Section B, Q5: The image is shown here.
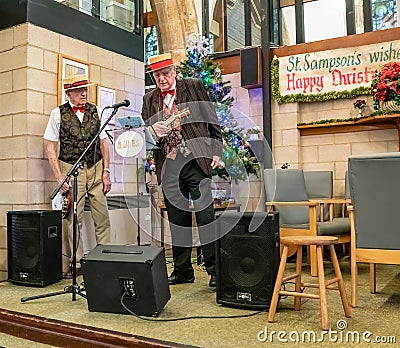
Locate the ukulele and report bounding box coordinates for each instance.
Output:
[61,191,72,219]
[163,107,190,130]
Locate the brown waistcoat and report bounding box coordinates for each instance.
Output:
[59,102,102,168]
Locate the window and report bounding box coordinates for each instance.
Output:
[304,0,346,42]
[227,0,246,50]
[271,0,281,46]
[372,0,398,30]
[251,0,262,46]
[281,5,296,45]
[57,0,141,33]
[145,26,158,64]
[281,0,346,45]
[210,0,262,52]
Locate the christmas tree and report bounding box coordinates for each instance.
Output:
[177,33,259,182]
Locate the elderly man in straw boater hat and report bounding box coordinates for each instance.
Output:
[142,53,222,288]
[44,74,111,279]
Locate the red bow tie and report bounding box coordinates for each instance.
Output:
[161,89,175,98]
[72,105,86,113]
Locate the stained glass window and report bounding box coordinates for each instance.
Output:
[145,26,158,64]
[372,0,398,30]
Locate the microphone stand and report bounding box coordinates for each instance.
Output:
[21,106,121,303]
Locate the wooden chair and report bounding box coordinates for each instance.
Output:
[348,153,400,307]
[268,236,351,330]
[264,169,350,277]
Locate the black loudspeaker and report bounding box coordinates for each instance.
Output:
[81,245,171,317]
[7,210,62,287]
[216,211,280,309]
[240,46,262,89]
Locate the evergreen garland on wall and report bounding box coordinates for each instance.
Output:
[271,58,371,104]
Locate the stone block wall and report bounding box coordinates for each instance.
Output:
[272,97,398,197]
[0,23,144,281]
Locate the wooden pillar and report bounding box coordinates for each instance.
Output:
[149,0,199,63]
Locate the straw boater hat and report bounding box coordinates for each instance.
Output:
[148,53,175,72]
[63,74,94,91]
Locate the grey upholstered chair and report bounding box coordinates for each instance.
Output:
[304,170,333,221]
[264,169,350,276]
[348,152,400,307]
[304,170,333,199]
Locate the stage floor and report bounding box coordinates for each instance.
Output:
[1,260,400,347]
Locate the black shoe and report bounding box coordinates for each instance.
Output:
[168,274,195,285]
[209,275,217,288]
[62,272,73,280]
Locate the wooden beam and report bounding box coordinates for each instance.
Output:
[0,309,188,348]
[273,27,400,57]
[143,11,155,28]
[213,54,240,75]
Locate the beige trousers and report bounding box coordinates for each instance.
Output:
[60,160,110,272]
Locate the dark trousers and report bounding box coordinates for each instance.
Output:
[162,152,216,277]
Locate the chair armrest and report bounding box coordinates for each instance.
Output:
[309,198,351,221]
[266,201,318,207]
[309,198,351,205]
[266,201,318,225]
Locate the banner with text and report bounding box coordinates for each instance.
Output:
[278,40,400,96]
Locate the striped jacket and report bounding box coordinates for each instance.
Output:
[142,78,222,184]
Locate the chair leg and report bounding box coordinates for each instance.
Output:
[350,249,358,308]
[294,245,302,311]
[310,244,318,277]
[370,263,376,294]
[316,245,329,330]
[268,245,289,323]
[329,245,351,318]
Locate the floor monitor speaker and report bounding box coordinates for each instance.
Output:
[7,210,62,287]
[216,211,280,309]
[82,245,170,317]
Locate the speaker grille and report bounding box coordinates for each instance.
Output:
[7,210,62,287]
[216,212,280,309]
[222,235,270,288]
[10,215,40,271]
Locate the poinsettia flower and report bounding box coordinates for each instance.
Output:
[371,61,400,109]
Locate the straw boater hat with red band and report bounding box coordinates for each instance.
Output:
[149,53,175,72]
[63,74,94,91]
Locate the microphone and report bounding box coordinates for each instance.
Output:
[105,99,130,109]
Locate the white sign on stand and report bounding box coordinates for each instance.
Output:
[115,129,144,158]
